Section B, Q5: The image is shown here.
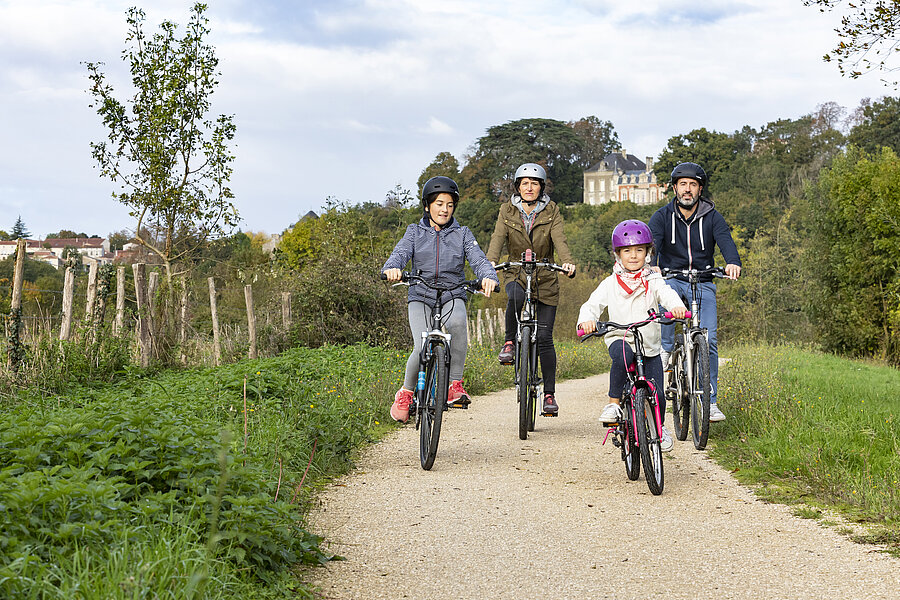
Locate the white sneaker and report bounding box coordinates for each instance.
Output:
[709,403,726,422]
[599,402,623,424]
[660,426,674,452]
[660,350,671,372]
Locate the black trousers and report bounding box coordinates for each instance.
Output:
[504,281,558,394]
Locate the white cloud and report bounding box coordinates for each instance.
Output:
[419,117,453,135]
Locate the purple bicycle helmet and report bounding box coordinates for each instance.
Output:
[611,219,653,250]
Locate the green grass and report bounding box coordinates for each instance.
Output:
[1,339,610,598]
[713,343,900,554]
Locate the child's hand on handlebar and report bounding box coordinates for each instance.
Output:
[578,320,596,335]
[670,306,687,319]
[481,278,497,297]
[383,268,403,282]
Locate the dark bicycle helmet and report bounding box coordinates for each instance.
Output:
[670,162,708,188]
[421,176,460,209]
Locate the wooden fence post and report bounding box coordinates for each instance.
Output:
[179,275,188,365]
[7,239,26,371]
[476,309,483,345]
[85,261,98,324]
[59,266,75,341]
[486,306,495,342]
[282,291,292,330]
[132,263,151,368]
[244,284,257,360]
[208,277,221,366]
[114,266,125,335]
[147,271,159,357]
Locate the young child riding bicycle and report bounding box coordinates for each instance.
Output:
[576,220,686,451]
[382,176,499,423]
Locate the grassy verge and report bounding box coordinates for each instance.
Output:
[1,339,610,598]
[713,343,900,554]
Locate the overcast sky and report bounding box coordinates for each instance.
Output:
[0,0,892,239]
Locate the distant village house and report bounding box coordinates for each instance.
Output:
[0,237,115,269]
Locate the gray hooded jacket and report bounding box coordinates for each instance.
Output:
[382,217,499,307]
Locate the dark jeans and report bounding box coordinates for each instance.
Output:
[504,281,558,394]
[607,340,665,415]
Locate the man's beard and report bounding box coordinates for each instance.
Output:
[676,193,698,208]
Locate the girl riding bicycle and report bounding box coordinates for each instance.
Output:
[382,176,499,423]
[576,219,686,451]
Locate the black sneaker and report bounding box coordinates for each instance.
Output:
[498,341,515,365]
[542,393,559,416]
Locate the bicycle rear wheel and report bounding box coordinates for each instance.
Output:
[635,387,664,495]
[419,343,447,470]
[690,332,711,451]
[517,326,533,440]
[670,337,689,441]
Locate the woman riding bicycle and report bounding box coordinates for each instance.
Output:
[486,163,576,416]
[576,219,686,451]
[382,176,499,423]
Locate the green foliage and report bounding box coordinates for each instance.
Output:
[803,146,900,363]
[1,344,413,597]
[463,117,592,205]
[715,344,900,552]
[848,96,900,153]
[417,152,461,195]
[277,202,409,349]
[568,116,620,168]
[11,216,30,240]
[560,202,660,271]
[85,2,238,275]
[654,127,747,192]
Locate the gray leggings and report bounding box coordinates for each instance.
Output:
[403,299,468,390]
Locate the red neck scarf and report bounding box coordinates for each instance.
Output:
[614,262,649,296]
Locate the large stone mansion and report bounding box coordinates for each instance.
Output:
[583,150,666,206]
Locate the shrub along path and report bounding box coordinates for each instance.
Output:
[308,373,897,599]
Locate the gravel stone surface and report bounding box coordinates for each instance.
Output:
[308,373,898,599]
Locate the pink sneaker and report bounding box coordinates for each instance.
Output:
[390,388,414,423]
[448,380,471,408]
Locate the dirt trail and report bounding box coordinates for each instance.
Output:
[308,374,897,599]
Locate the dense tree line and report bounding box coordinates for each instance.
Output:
[276,98,900,364]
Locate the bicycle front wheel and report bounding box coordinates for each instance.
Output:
[623,394,640,481]
[690,332,711,451]
[517,326,533,440]
[670,337,689,441]
[636,387,664,495]
[419,343,447,470]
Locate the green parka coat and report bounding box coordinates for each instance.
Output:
[486,197,574,306]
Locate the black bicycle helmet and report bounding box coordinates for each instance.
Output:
[421,176,460,209]
[670,162,708,188]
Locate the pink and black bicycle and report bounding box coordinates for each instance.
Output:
[579,312,683,495]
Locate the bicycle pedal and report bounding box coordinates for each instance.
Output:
[541,412,558,417]
[447,402,469,409]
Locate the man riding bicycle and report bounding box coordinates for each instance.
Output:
[648,162,741,422]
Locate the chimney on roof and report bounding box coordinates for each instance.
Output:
[620,148,627,158]
[646,156,654,170]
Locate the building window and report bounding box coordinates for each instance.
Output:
[600,179,606,192]
[588,179,595,192]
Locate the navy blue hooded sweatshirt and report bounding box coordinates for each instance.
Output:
[648,197,741,282]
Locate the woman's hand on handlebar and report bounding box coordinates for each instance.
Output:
[577,320,597,335]
[562,263,576,278]
[482,278,498,297]
[383,268,403,282]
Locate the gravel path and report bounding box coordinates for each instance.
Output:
[308,374,897,599]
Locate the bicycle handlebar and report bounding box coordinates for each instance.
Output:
[494,259,576,279]
[660,266,730,280]
[576,310,692,339]
[380,271,484,295]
